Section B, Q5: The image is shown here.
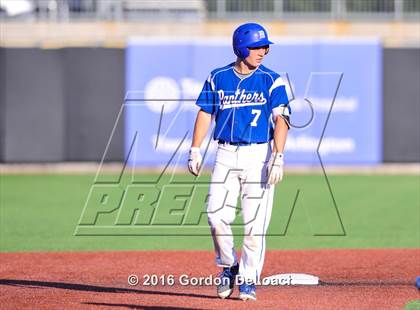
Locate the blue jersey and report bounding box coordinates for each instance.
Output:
[196,63,291,143]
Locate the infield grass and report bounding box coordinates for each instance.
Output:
[0,173,419,252]
[403,300,420,310]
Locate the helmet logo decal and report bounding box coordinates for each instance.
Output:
[232,23,272,58]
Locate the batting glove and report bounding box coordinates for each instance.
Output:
[188,147,202,176]
[267,152,284,185]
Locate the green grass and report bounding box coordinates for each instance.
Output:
[404,300,420,310]
[0,173,419,252]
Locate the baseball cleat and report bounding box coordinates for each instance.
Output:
[239,283,257,301]
[216,263,239,299]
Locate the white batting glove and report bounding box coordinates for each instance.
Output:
[188,147,202,176]
[267,152,284,185]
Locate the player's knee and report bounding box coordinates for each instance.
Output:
[243,235,260,251]
[207,214,223,227]
[207,211,219,227]
[207,212,235,227]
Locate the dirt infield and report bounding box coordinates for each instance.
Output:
[1,249,419,309]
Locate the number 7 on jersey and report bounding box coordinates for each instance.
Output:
[251,109,261,127]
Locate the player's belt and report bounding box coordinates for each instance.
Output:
[218,140,267,146]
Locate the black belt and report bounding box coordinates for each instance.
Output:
[218,140,267,146]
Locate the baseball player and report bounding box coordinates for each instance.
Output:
[188,23,290,301]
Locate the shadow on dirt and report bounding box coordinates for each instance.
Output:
[319,280,413,286]
[82,302,206,310]
[0,278,224,300]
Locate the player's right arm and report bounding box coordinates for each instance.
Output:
[192,109,212,148]
[188,110,211,176]
[188,74,217,176]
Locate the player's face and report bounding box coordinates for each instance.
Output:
[245,45,269,68]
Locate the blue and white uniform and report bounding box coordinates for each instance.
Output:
[197,63,290,144]
[196,63,291,284]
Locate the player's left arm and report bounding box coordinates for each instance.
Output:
[267,115,289,185]
[267,74,291,184]
[272,115,289,153]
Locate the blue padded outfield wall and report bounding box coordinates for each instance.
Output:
[125,38,382,166]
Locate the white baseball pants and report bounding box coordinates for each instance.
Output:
[207,142,275,283]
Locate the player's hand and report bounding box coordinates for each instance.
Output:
[188,147,202,176]
[267,152,284,185]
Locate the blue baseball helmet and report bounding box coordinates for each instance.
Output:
[232,23,274,59]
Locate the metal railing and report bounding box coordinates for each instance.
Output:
[0,0,206,21]
[0,0,419,21]
[207,0,420,20]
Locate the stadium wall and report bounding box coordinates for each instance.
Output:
[1,48,65,162]
[0,48,5,162]
[0,46,418,163]
[62,48,125,162]
[0,47,125,162]
[383,48,420,162]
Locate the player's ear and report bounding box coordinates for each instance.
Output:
[265,47,269,55]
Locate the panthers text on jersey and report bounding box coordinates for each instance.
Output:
[196,63,291,144]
